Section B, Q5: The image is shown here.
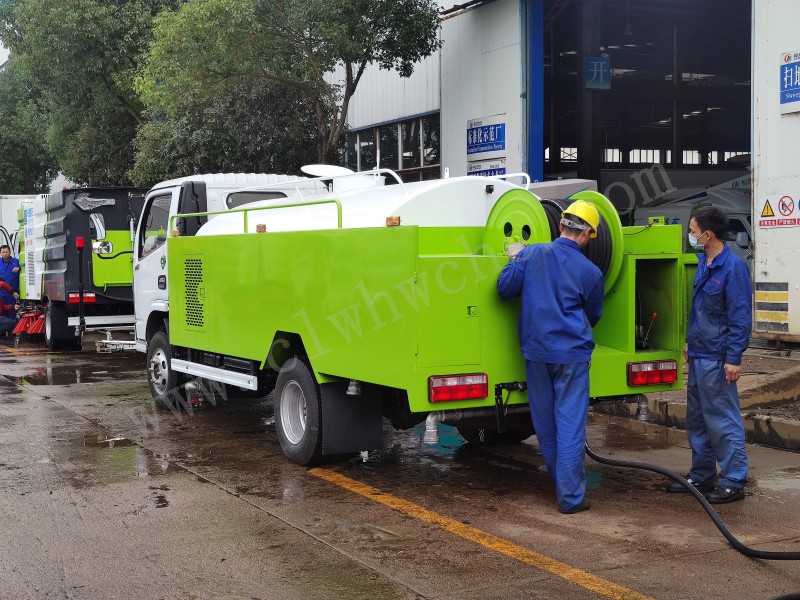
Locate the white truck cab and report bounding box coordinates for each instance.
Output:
[133,173,326,352]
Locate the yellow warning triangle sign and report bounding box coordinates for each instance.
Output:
[761,200,775,218]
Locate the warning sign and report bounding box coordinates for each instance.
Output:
[759,196,799,228]
[778,196,795,216]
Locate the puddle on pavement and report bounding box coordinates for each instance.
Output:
[8,365,141,386]
[588,413,684,450]
[49,429,177,490]
[755,466,800,493]
[134,485,172,515]
[0,376,37,403]
[83,433,136,448]
[0,377,26,402]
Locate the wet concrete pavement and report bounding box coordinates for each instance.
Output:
[1,336,799,600]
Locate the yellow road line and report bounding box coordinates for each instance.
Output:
[310,467,653,600]
[0,345,23,355]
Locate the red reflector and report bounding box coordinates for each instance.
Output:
[67,292,96,304]
[429,373,488,402]
[627,360,678,386]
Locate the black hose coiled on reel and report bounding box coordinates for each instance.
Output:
[539,198,613,275]
[584,441,800,560]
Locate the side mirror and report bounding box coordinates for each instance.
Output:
[735,232,749,248]
[90,213,107,241]
[92,241,114,255]
[176,181,208,236]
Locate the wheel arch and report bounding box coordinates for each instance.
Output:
[145,311,169,343]
[266,331,309,374]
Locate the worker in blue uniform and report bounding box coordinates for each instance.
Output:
[0,245,21,335]
[0,279,19,335]
[666,206,751,503]
[0,244,21,294]
[497,200,604,514]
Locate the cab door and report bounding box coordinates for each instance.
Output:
[133,188,177,345]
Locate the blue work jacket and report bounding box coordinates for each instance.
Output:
[497,237,604,363]
[687,245,751,365]
[0,256,21,293]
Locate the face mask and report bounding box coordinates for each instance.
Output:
[688,231,706,250]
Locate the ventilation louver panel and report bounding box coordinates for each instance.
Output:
[184,258,204,328]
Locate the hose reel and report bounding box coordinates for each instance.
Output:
[484,189,623,294]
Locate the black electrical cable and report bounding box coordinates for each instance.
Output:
[584,441,800,560]
[623,224,652,235]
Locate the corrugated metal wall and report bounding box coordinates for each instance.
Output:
[326,0,525,177]
[327,50,441,131]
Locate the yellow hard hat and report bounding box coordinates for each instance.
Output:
[562,200,600,238]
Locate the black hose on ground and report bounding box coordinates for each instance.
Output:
[584,441,800,560]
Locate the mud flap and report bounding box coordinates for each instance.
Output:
[320,383,383,455]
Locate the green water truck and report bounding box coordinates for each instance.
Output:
[135,171,687,465]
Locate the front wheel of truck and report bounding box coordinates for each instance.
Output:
[147,331,183,411]
[274,357,323,466]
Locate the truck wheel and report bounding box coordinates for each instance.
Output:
[147,331,183,411]
[45,301,81,350]
[274,357,323,466]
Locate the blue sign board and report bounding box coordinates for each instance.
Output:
[585,53,611,90]
[467,122,505,156]
[780,52,800,113]
[468,167,506,177]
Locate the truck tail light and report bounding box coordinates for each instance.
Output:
[68,292,96,304]
[429,373,488,402]
[627,360,678,386]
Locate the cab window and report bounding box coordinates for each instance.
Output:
[724,218,748,242]
[226,191,287,209]
[140,194,171,257]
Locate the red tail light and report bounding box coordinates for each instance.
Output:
[68,292,96,304]
[429,373,488,402]
[627,360,678,386]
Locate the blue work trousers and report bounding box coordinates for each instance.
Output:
[525,360,590,512]
[0,315,15,335]
[686,357,748,489]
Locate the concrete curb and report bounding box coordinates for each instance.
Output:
[593,397,800,452]
[739,363,800,408]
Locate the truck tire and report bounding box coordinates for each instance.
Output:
[45,301,81,350]
[147,331,184,411]
[274,357,323,466]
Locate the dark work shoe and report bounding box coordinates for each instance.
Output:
[665,475,715,494]
[705,485,745,504]
[559,500,591,514]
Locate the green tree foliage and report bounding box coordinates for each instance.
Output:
[0,0,181,185]
[130,84,319,186]
[0,57,58,193]
[137,0,442,163]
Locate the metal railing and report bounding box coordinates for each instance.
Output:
[170,198,344,235]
